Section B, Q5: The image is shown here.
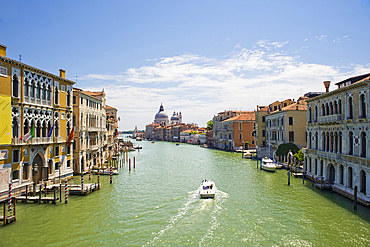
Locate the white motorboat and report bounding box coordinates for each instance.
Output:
[200,180,216,199]
[261,157,277,172]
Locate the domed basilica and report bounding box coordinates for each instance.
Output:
[154,103,182,126]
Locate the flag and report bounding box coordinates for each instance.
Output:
[47,123,55,137]
[22,123,34,142]
[67,126,75,146]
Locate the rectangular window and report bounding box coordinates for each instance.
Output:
[289,131,294,142]
[262,140,266,146]
[0,66,7,77]
[55,162,59,171]
[13,149,19,163]
[61,112,65,120]
[0,150,8,160]
[262,116,265,122]
[12,170,19,180]
[239,122,242,130]
[289,117,293,125]
[262,130,265,137]
[23,163,29,180]
[73,96,76,104]
[61,85,65,92]
[55,146,59,156]
[80,97,83,104]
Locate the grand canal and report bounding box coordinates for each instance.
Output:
[1,138,370,246]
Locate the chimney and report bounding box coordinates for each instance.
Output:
[59,69,66,78]
[0,44,7,57]
[323,81,331,92]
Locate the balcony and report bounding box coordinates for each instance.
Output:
[30,137,53,144]
[12,138,23,145]
[54,136,63,143]
[87,126,101,132]
[317,114,343,124]
[91,145,99,150]
[316,150,342,161]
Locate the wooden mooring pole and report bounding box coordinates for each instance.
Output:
[287,171,290,186]
[354,186,358,210]
[134,156,136,169]
[129,158,131,171]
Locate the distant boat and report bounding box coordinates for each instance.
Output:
[176,143,180,146]
[151,141,155,143]
[136,137,142,141]
[134,146,142,149]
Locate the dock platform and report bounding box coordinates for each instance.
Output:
[69,183,100,196]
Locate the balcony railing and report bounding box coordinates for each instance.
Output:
[12,138,23,145]
[316,150,342,161]
[317,114,343,123]
[54,136,63,143]
[30,137,53,144]
[88,126,101,132]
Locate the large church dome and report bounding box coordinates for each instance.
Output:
[154,103,169,125]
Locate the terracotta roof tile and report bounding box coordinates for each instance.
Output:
[223,112,255,122]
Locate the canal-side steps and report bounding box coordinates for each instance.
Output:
[69,183,100,196]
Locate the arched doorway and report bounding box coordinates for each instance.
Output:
[32,153,44,184]
[328,164,335,184]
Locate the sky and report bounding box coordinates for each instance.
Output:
[1,0,370,130]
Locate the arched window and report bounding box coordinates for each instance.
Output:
[12,74,19,98]
[12,117,19,138]
[239,133,242,140]
[339,165,343,185]
[315,159,318,175]
[320,160,324,177]
[348,97,353,119]
[325,103,329,116]
[334,132,338,153]
[322,132,326,151]
[339,132,343,153]
[348,167,353,189]
[36,120,41,138]
[42,83,46,100]
[67,90,71,107]
[36,82,41,99]
[42,121,47,137]
[315,132,318,149]
[329,102,333,115]
[321,104,325,116]
[326,132,330,152]
[23,119,29,136]
[54,121,59,137]
[308,132,312,148]
[24,79,29,97]
[360,94,366,118]
[361,132,366,158]
[349,132,353,155]
[338,99,342,114]
[314,105,318,122]
[47,85,51,101]
[30,81,35,98]
[308,107,312,123]
[334,101,338,114]
[54,87,59,105]
[309,157,312,172]
[330,132,334,152]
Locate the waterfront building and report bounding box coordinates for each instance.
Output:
[304,74,370,205]
[212,110,253,150]
[0,44,74,200]
[206,130,213,147]
[220,112,256,151]
[105,105,119,159]
[145,123,159,140]
[72,88,107,174]
[255,98,305,158]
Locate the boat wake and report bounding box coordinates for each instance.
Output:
[145,188,229,246]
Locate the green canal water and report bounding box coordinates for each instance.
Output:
[1,139,370,246]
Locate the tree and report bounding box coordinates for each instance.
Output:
[206,120,213,131]
[293,149,304,165]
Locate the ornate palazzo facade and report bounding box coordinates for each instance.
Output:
[0,44,74,200]
[304,74,370,204]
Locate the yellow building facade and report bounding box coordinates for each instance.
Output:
[0,44,75,200]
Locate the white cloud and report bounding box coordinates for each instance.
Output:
[333,35,350,43]
[315,35,327,41]
[81,40,370,130]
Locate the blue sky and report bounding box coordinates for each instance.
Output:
[1,0,370,130]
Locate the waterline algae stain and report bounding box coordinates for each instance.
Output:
[1,138,370,246]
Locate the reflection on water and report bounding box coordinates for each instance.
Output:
[0,137,369,246]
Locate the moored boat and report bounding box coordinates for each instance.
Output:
[92,169,119,175]
[261,157,277,172]
[200,180,216,199]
